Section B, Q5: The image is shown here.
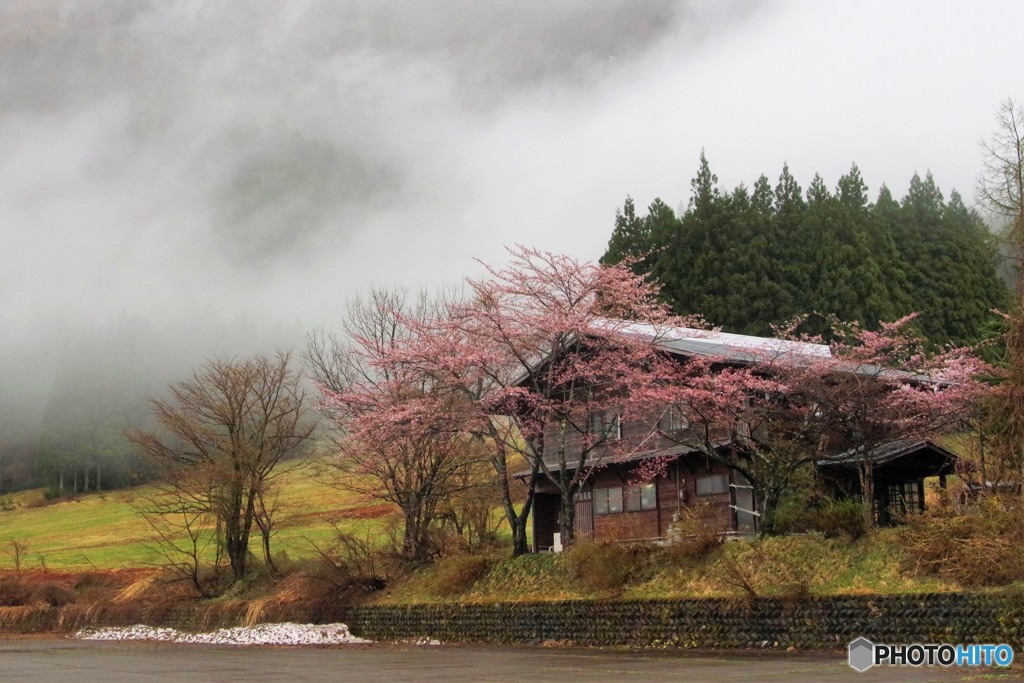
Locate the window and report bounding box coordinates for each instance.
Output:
[595,484,655,514]
[589,410,622,441]
[658,405,689,433]
[593,486,623,514]
[625,483,657,511]
[887,481,921,517]
[695,474,729,496]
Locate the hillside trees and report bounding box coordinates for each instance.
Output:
[603,157,1008,345]
[36,327,159,495]
[129,352,315,584]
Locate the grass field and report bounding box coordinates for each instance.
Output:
[0,459,398,571]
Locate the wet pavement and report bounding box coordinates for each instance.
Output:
[0,638,1000,682]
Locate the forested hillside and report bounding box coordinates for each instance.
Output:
[602,155,1009,344]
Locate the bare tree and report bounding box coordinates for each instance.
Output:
[979,98,1024,262]
[978,99,1024,496]
[7,539,28,578]
[129,352,316,583]
[134,478,220,595]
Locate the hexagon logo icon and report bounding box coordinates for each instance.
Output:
[848,637,875,672]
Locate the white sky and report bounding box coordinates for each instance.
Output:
[1,0,1021,420]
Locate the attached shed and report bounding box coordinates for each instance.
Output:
[817,439,961,526]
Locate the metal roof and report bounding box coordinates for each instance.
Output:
[592,318,832,364]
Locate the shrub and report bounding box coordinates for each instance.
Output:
[429,555,491,596]
[900,495,1024,587]
[305,529,390,597]
[565,541,633,592]
[710,537,833,600]
[43,488,64,502]
[770,474,867,540]
[817,499,869,540]
[31,582,76,607]
[74,571,125,593]
[770,485,823,532]
[0,579,31,606]
[664,504,724,560]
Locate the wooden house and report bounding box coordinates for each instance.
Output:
[525,326,962,551]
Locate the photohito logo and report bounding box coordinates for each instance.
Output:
[848,637,1014,671]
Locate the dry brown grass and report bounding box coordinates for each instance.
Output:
[0,605,52,632]
[111,574,160,603]
[664,503,724,560]
[428,555,490,596]
[565,542,638,593]
[901,495,1024,587]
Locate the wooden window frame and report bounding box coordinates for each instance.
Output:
[625,482,657,512]
[695,474,729,496]
[594,486,623,515]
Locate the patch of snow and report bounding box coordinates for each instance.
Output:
[395,636,442,646]
[75,622,372,646]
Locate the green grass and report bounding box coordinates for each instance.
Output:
[0,460,398,571]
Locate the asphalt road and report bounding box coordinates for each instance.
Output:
[0,639,1003,682]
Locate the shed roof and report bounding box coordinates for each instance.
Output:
[817,439,961,478]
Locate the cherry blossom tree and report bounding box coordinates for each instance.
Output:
[308,289,483,561]
[396,247,693,552]
[796,316,991,522]
[651,315,991,532]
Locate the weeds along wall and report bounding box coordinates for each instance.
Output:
[0,598,335,635]
[342,594,1024,649]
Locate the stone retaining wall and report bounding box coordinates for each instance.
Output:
[4,592,1022,651]
[343,594,1024,650]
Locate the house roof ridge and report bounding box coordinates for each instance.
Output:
[590,318,833,361]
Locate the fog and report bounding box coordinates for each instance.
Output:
[1,0,1022,440]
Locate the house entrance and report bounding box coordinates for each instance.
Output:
[574,489,594,541]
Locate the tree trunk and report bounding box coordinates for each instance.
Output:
[758,486,781,537]
[510,516,529,557]
[261,529,275,575]
[858,461,875,527]
[403,509,422,561]
[558,486,577,547]
[492,439,536,557]
[504,489,535,558]
[225,486,249,581]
